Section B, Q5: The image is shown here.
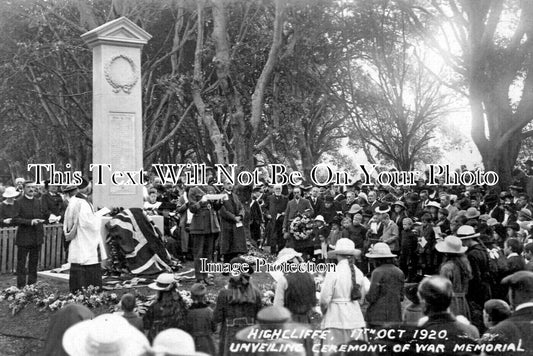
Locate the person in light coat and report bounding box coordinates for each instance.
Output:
[63,185,107,292]
[320,238,370,352]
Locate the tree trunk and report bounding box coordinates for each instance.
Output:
[192,0,228,165]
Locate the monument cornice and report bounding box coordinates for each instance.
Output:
[81,16,152,49]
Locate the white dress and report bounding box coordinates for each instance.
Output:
[319,258,369,330]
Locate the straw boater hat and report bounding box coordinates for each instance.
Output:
[275,248,302,265]
[435,235,467,254]
[426,201,441,209]
[374,204,390,214]
[327,238,361,258]
[148,273,176,291]
[152,328,209,356]
[465,207,480,219]
[2,187,19,199]
[63,314,149,356]
[456,225,480,240]
[365,242,397,258]
[348,204,363,214]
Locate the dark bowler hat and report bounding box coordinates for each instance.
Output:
[502,271,533,295]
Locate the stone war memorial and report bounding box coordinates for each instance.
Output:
[81,17,151,210]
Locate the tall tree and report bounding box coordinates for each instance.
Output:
[407,0,533,186]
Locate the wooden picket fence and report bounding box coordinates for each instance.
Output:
[0,224,65,273]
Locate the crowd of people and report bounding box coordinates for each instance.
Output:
[2,167,533,355]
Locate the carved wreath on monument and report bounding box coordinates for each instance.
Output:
[104,55,138,94]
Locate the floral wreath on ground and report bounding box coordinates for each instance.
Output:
[0,283,120,315]
[289,214,313,240]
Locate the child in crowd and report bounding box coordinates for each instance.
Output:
[143,273,187,342]
[483,299,511,330]
[119,293,143,331]
[184,283,216,355]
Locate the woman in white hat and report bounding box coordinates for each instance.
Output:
[0,187,19,227]
[365,243,404,328]
[319,238,369,352]
[143,273,187,342]
[152,328,209,356]
[272,248,316,324]
[62,313,150,356]
[435,235,472,320]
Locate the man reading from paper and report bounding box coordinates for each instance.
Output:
[63,184,107,292]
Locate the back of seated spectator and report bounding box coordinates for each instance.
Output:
[483,299,511,330]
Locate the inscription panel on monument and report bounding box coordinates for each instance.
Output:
[108,112,136,194]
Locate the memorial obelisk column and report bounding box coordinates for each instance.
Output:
[81,17,151,209]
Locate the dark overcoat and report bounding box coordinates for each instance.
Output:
[13,196,45,246]
[188,185,221,235]
[365,263,405,326]
[219,192,247,255]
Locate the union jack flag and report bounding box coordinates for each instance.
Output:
[106,208,172,275]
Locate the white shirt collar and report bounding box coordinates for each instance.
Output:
[507,252,519,259]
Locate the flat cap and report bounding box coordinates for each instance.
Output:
[502,271,533,295]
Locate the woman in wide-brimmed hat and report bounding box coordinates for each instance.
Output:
[183,283,217,355]
[365,243,405,328]
[320,239,369,351]
[214,257,262,356]
[272,248,316,324]
[144,273,187,342]
[152,328,209,356]
[391,201,408,233]
[435,235,472,320]
[0,187,19,227]
[63,314,150,356]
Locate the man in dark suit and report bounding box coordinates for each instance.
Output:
[339,191,357,215]
[263,185,288,254]
[308,187,323,218]
[503,238,525,277]
[283,187,313,248]
[416,276,479,353]
[481,271,533,355]
[13,181,46,287]
[250,187,264,245]
[219,181,247,262]
[188,183,223,285]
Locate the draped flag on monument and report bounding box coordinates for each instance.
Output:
[106,208,173,275]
